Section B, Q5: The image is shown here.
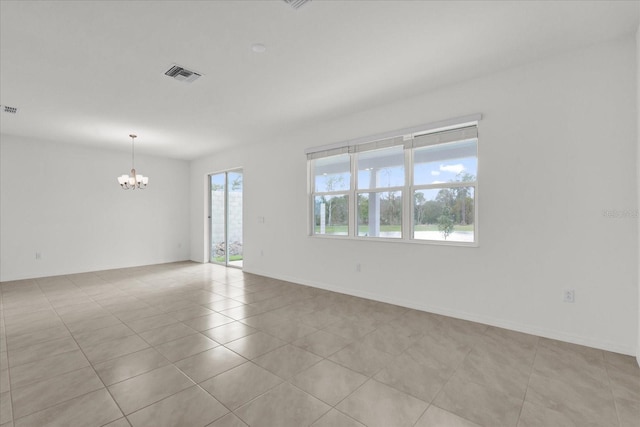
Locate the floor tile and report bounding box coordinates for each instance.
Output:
[200,362,282,410]
[9,349,89,389]
[7,336,79,367]
[292,330,350,357]
[218,304,265,320]
[607,363,640,401]
[359,325,417,356]
[175,346,246,383]
[125,314,179,334]
[324,318,379,341]
[517,400,589,427]
[108,364,194,415]
[0,391,11,425]
[205,413,247,427]
[139,322,198,346]
[297,308,343,330]
[103,418,131,427]
[11,366,104,419]
[93,347,169,386]
[82,334,150,364]
[204,299,245,313]
[225,331,286,360]
[310,409,365,427]
[260,319,317,342]
[201,322,256,344]
[374,352,448,403]
[73,323,135,348]
[1,263,633,427]
[452,348,530,399]
[65,315,122,334]
[4,318,65,339]
[13,388,122,427]
[253,344,322,380]
[329,341,393,377]
[336,379,428,427]
[154,333,218,362]
[0,369,8,393]
[292,359,368,405]
[615,396,640,427]
[414,405,480,427]
[525,371,619,427]
[235,382,330,427]
[127,386,227,427]
[433,375,523,427]
[112,305,163,322]
[168,306,214,321]
[5,325,70,351]
[183,313,234,331]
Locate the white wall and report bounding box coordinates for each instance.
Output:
[0,134,190,281]
[636,24,640,365]
[191,36,638,355]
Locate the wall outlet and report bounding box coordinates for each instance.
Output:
[260,249,264,257]
[563,289,575,303]
[35,252,42,260]
[356,263,361,272]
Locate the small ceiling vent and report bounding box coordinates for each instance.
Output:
[164,64,201,83]
[283,0,312,9]
[2,105,18,114]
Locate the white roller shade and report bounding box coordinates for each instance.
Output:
[412,125,478,148]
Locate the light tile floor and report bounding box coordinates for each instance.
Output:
[0,262,638,427]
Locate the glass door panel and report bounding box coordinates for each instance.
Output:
[210,173,226,264]
[227,171,243,267]
[209,169,243,268]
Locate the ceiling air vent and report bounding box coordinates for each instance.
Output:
[283,0,312,9]
[2,105,18,114]
[164,64,201,83]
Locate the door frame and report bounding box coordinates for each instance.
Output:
[208,168,243,269]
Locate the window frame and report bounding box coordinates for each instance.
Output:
[307,116,480,246]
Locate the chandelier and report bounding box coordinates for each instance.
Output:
[117,134,148,190]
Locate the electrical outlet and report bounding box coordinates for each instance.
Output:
[356,263,361,272]
[35,252,42,260]
[563,289,575,303]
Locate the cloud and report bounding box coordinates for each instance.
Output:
[431,180,446,184]
[430,171,440,176]
[440,163,465,174]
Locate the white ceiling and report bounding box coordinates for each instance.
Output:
[1,0,638,160]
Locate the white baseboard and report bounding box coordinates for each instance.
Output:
[244,266,637,357]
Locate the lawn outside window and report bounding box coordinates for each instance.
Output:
[307,115,480,245]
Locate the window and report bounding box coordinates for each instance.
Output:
[307,115,480,245]
[311,152,350,235]
[412,131,477,243]
[356,143,404,238]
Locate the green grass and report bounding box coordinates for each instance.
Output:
[213,255,243,262]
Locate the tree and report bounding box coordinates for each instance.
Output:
[324,175,344,226]
[453,172,474,225]
[414,192,426,225]
[230,175,242,191]
[438,206,455,240]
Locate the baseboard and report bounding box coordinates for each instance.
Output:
[0,258,192,283]
[244,266,637,356]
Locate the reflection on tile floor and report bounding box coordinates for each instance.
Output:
[0,262,638,426]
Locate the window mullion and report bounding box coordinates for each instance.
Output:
[350,153,357,237]
[404,144,412,241]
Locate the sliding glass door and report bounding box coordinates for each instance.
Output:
[209,169,243,268]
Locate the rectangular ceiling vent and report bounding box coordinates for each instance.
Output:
[284,0,312,9]
[164,64,201,83]
[2,105,18,114]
